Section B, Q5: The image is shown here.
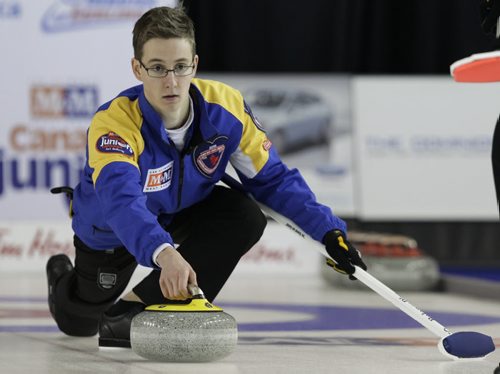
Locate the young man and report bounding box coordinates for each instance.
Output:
[46,6,366,348]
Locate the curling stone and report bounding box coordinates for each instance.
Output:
[130,285,237,362]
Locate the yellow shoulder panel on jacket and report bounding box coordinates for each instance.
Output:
[193,78,269,173]
[88,96,144,184]
[193,78,246,121]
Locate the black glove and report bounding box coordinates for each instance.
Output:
[323,230,367,280]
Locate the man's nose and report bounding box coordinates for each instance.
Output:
[163,71,178,87]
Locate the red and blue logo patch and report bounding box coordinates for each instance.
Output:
[193,136,227,177]
[143,161,174,193]
[96,132,133,157]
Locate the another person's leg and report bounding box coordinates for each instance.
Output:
[492,115,500,215]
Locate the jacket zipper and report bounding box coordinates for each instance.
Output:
[167,137,185,212]
[176,154,184,211]
[166,112,197,212]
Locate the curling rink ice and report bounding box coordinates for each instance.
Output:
[1,268,500,374]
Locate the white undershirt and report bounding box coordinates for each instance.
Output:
[164,96,194,151]
[152,97,194,267]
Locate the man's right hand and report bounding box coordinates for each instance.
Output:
[156,246,197,300]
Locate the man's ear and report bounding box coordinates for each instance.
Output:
[131,58,143,81]
[192,54,199,76]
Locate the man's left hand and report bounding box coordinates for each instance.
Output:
[323,230,367,280]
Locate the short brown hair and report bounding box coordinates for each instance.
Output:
[132,6,196,60]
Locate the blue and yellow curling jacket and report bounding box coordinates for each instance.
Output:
[72,78,346,268]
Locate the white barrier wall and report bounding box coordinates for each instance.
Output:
[353,77,500,220]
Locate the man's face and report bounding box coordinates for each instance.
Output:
[132,38,198,118]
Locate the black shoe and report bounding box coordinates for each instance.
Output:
[46,254,73,319]
[98,301,145,348]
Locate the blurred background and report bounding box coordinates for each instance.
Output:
[1,0,499,280]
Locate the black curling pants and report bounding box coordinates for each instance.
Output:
[52,185,267,336]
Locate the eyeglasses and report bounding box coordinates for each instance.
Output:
[138,59,195,78]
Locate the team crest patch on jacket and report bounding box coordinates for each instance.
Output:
[193,136,227,177]
[96,132,134,156]
[143,161,174,192]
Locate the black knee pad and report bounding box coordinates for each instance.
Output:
[53,272,114,336]
[73,236,137,304]
[51,239,137,337]
[54,308,99,337]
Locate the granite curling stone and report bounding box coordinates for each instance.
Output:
[130,286,238,362]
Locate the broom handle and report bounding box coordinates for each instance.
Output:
[350,267,451,338]
[222,174,452,339]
